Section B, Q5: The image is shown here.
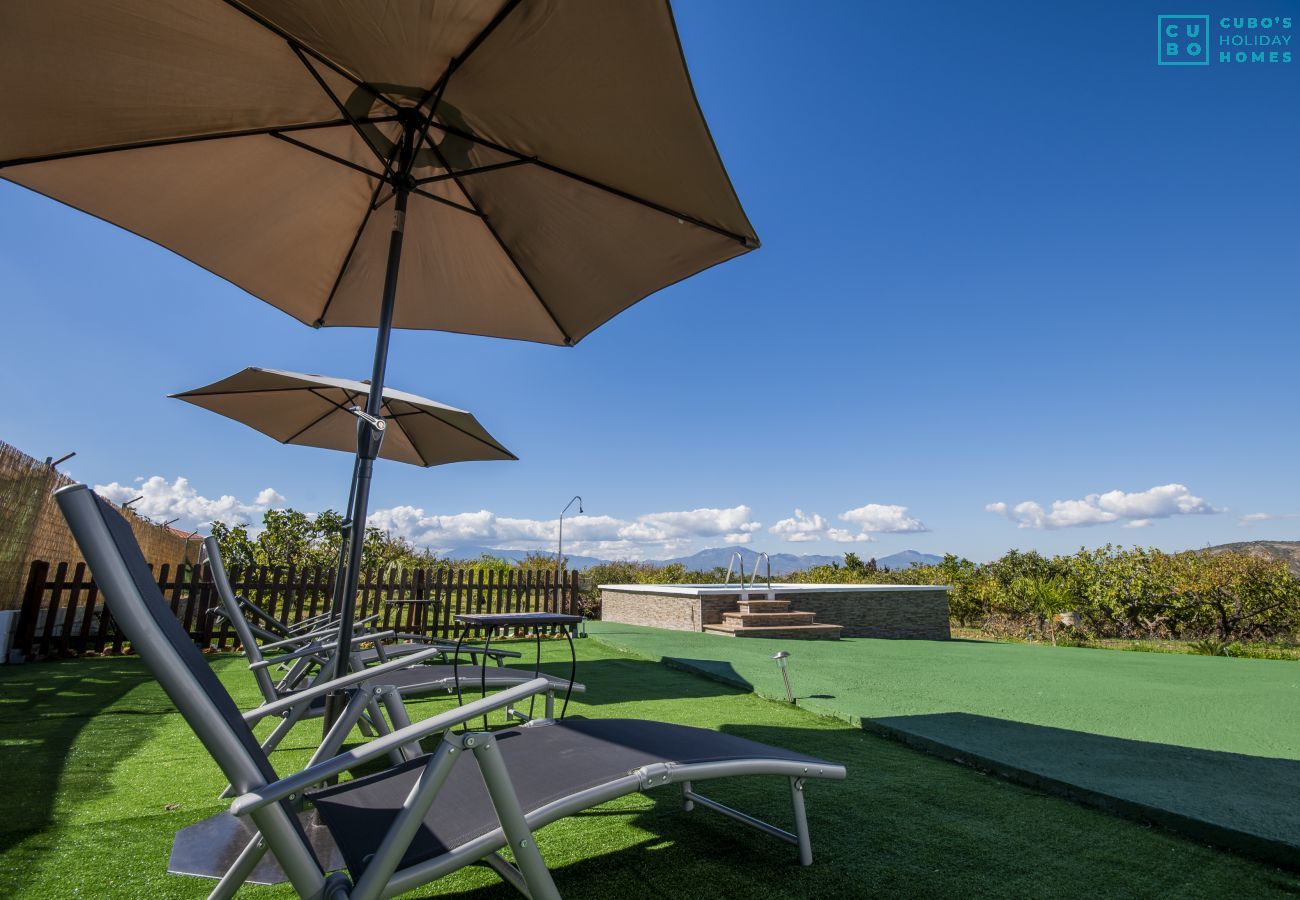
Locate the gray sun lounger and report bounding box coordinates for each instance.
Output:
[58,483,846,899]
[203,538,585,756]
[202,538,522,671]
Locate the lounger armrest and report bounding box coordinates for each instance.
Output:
[317,629,397,652]
[256,614,381,651]
[242,644,448,724]
[411,638,520,661]
[232,677,552,816]
[248,630,397,671]
[287,613,331,633]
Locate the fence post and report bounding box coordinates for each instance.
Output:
[58,562,87,656]
[196,564,215,649]
[14,560,49,661]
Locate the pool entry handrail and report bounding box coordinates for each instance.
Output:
[746,553,773,591]
[723,551,746,587]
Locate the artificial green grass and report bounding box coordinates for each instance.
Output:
[588,622,1300,863]
[1,643,1297,898]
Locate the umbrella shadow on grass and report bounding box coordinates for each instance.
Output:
[0,656,164,856]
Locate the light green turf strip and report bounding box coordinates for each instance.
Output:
[587,622,1300,864]
[2,644,1299,898]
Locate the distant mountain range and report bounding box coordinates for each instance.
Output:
[443,545,943,574]
[1203,540,1300,575]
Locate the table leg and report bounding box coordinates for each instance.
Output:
[561,625,577,720]
[452,625,467,730]
[480,626,494,730]
[527,628,542,720]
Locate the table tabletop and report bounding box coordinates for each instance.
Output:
[454,612,583,627]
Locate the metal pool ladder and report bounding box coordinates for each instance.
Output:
[746,552,772,591]
[723,551,746,587]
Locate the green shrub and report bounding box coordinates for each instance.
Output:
[1188,638,1232,657]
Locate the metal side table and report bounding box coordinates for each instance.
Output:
[452,611,582,727]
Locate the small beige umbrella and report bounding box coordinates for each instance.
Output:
[171,367,516,467]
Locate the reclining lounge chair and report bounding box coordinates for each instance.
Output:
[204,537,586,759]
[58,483,846,899]
[203,537,521,670]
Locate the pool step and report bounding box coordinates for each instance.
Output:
[736,599,791,614]
[704,596,841,639]
[721,611,818,627]
[703,623,843,640]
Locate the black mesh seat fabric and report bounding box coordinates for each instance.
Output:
[310,717,832,878]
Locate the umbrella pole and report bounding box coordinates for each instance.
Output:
[328,128,416,688]
[328,456,361,623]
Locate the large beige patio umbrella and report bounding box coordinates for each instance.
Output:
[171,367,516,468]
[0,0,760,675]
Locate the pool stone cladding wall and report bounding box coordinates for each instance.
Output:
[600,587,951,640]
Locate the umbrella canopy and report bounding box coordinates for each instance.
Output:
[0,0,759,345]
[171,367,516,467]
[1,0,758,685]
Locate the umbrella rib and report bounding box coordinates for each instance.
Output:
[401,404,518,462]
[220,0,401,113]
[421,137,574,345]
[373,396,512,463]
[433,415,519,460]
[0,118,394,171]
[425,121,756,248]
[390,406,432,468]
[281,389,350,444]
[410,0,523,154]
[287,43,396,178]
[171,385,344,398]
[414,158,531,186]
[315,141,403,326]
[270,132,386,181]
[409,186,483,217]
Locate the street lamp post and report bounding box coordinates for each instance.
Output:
[557,495,583,581]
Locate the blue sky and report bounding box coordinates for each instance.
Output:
[1,1,1296,562]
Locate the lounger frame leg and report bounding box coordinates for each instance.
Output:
[220,706,307,798]
[790,777,813,866]
[481,852,532,898]
[314,688,375,765]
[208,833,267,900]
[678,779,814,864]
[377,684,424,760]
[214,686,375,894]
[348,739,461,900]
[470,733,561,900]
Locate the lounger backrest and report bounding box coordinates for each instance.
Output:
[56,485,280,792]
[55,483,325,894]
[202,536,278,704]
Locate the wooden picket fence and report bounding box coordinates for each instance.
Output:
[12,559,580,660]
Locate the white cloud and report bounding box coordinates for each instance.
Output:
[94,475,285,528]
[987,483,1221,530]
[769,509,828,543]
[1240,512,1299,526]
[840,503,930,533]
[768,503,926,544]
[826,527,875,543]
[368,504,762,560]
